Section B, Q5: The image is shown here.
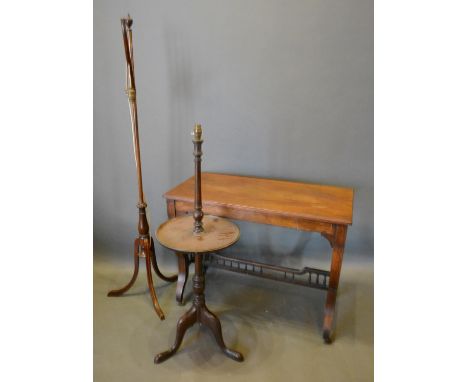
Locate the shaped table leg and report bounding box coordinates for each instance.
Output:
[155,253,243,363]
[176,253,189,304]
[199,305,243,362]
[149,237,177,283]
[154,305,197,364]
[323,225,347,343]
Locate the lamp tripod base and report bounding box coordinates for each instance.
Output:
[107,236,177,320]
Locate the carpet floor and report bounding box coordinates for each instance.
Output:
[94,253,373,382]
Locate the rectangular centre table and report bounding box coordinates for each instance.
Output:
[163,172,354,343]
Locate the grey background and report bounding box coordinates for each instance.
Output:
[94,0,373,268]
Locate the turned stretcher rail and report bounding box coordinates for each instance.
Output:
[205,252,330,290]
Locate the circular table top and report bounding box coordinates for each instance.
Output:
[155,215,240,253]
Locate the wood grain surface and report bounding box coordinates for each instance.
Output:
[156,215,240,253]
[165,173,354,225]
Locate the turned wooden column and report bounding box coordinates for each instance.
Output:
[107,15,176,319]
[154,124,243,364]
[192,124,204,234]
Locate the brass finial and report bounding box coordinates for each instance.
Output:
[122,14,132,28]
[120,13,133,30]
[192,124,203,142]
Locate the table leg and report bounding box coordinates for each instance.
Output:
[155,253,243,363]
[154,305,197,364]
[176,253,189,304]
[199,305,244,362]
[323,225,347,343]
[167,200,190,305]
[149,237,177,283]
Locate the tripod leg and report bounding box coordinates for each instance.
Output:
[144,241,165,320]
[149,237,177,282]
[176,253,189,304]
[199,306,244,362]
[154,305,197,364]
[107,239,140,297]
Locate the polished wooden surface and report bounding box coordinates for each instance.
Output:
[107,16,176,320]
[155,125,243,363]
[165,172,353,342]
[156,215,240,253]
[322,225,347,343]
[154,253,243,364]
[165,173,354,226]
[192,124,204,234]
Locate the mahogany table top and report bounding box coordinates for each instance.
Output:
[164,173,354,225]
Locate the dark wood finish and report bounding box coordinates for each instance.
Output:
[174,200,335,235]
[192,124,204,234]
[149,237,175,282]
[164,172,353,342]
[323,225,347,343]
[107,239,140,297]
[176,253,189,304]
[107,16,176,319]
[167,199,189,304]
[154,254,243,363]
[155,125,243,363]
[204,252,330,290]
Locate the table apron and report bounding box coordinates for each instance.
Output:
[172,200,335,235]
